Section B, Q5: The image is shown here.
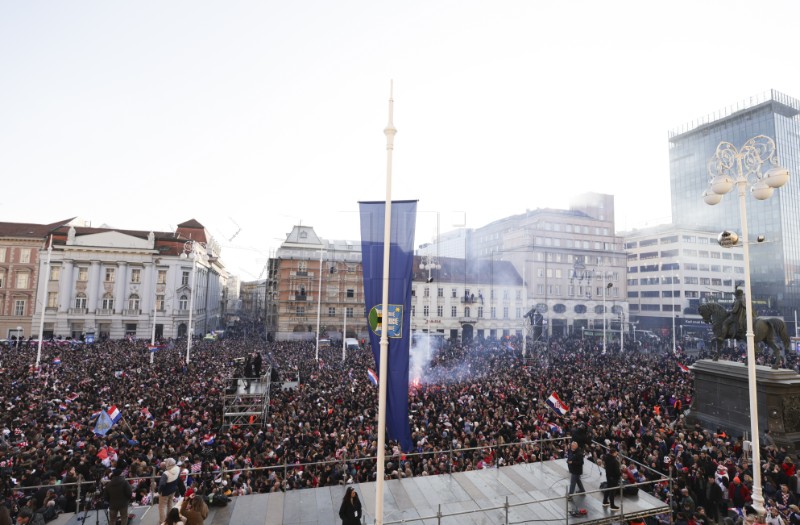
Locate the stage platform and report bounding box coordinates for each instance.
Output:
[52,458,670,525]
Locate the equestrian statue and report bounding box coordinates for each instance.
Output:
[698,289,790,369]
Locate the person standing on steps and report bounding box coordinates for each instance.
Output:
[567,441,586,498]
[338,487,362,525]
[602,449,621,511]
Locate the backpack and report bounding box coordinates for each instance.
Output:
[623,484,639,497]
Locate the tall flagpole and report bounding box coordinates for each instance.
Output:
[375,80,395,525]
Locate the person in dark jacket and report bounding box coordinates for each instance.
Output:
[253,352,262,378]
[567,441,586,498]
[0,499,11,525]
[104,468,132,525]
[706,474,724,524]
[602,449,621,510]
[338,487,362,525]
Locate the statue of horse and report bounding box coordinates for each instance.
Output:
[697,302,790,369]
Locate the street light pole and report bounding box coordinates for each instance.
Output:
[315,249,325,362]
[35,236,52,368]
[703,134,790,516]
[663,274,677,354]
[600,273,612,354]
[150,258,160,365]
[182,241,207,365]
[671,275,677,354]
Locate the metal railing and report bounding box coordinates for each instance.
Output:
[7,438,672,524]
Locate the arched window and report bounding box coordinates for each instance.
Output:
[101,293,114,310]
[179,295,188,310]
[75,293,87,309]
[128,294,140,311]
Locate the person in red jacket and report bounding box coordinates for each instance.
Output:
[728,476,751,510]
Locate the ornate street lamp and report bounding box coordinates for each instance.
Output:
[703,134,789,515]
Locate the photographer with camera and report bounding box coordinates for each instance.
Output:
[103,468,131,525]
[179,489,208,525]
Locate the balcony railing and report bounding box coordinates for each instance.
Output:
[293,295,308,301]
[122,309,141,316]
[95,308,114,316]
[69,308,88,315]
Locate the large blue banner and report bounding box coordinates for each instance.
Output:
[359,200,417,451]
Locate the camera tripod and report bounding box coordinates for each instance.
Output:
[76,489,109,525]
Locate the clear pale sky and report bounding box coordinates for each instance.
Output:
[2,1,800,280]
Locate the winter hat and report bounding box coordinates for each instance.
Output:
[165,458,176,468]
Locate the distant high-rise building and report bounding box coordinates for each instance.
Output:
[668,90,800,326]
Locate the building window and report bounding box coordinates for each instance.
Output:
[105,268,115,283]
[346,307,354,318]
[411,305,416,317]
[503,307,509,319]
[78,267,89,281]
[182,271,190,286]
[75,294,87,309]
[131,269,141,283]
[19,249,31,263]
[424,287,430,298]
[128,294,140,311]
[157,270,167,284]
[477,306,483,318]
[491,306,496,318]
[47,292,58,308]
[451,306,457,317]
[0,248,5,262]
[156,295,165,311]
[50,266,61,281]
[437,306,443,317]
[296,306,305,316]
[179,295,188,310]
[101,294,114,310]
[346,289,354,298]
[14,300,25,316]
[423,305,429,316]
[16,272,29,288]
[451,288,457,298]
[0,270,4,288]
[328,307,336,317]
[465,307,471,317]
[438,288,444,297]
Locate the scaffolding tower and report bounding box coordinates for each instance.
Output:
[221,366,271,429]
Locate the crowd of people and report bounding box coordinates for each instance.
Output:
[0,323,798,524]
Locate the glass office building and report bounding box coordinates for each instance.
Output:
[668,90,800,329]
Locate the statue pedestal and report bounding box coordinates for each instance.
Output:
[689,359,800,453]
